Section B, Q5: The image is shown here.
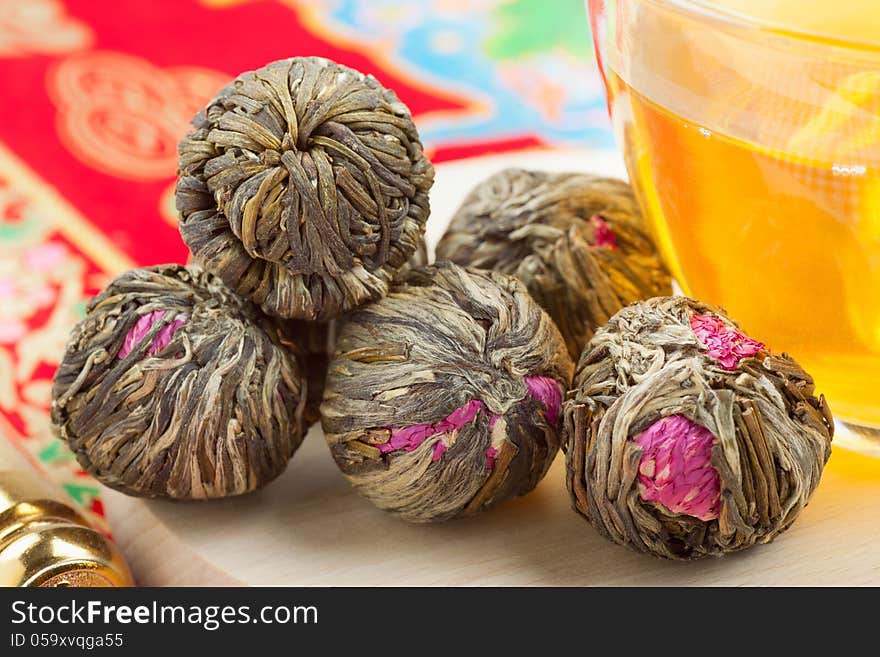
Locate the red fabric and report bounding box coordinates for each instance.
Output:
[0,0,473,266]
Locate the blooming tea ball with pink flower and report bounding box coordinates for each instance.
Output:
[51,264,307,500]
[563,296,834,560]
[321,262,573,522]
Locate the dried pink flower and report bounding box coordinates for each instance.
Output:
[118,310,188,360]
[590,214,618,249]
[525,375,562,427]
[634,415,720,521]
[690,313,763,370]
[379,377,562,467]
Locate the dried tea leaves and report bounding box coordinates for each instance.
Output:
[51,265,307,500]
[321,262,574,522]
[177,56,434,321]
[283,241,427,426]
[562,296,833,559]
[436,169,671,360]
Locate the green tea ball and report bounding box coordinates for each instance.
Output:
[51,265,307,500]
[563,296,834,560]
[436,169,671,360]
[321,262,574,522]
[176,56,434,321]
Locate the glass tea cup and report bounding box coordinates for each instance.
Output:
[588,0,880,456]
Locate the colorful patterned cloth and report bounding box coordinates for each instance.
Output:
[0,0,610,529]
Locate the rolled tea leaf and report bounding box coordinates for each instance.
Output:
[436,169,671,360]
[176,56,435,321]
[51,264,307,500]
[321,262,574,522]
[562,296,834,560]
[286,240,428,426]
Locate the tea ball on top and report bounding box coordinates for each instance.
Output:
[321,262,574,522]
[176,56,434,321]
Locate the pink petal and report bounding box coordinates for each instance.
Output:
[690,314,763,370]
[378,377,562,467]
[432,441,448,462]
[446,399,484,426]
[485,446,498,470]
[590,214,618,250]
[524,375,563,426]
[381,400,486,457]
[118,310,188,360]
[634,415,720,521]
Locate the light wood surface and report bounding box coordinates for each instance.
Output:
[102,150,880,586]
[104,425,880,586]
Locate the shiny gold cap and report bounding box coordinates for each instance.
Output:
[0,470,134,587]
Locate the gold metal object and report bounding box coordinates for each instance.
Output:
[0,469,134,587]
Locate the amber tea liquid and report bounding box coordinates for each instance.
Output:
[603,2,880,451]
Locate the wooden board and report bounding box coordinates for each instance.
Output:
[102,150,880,586]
